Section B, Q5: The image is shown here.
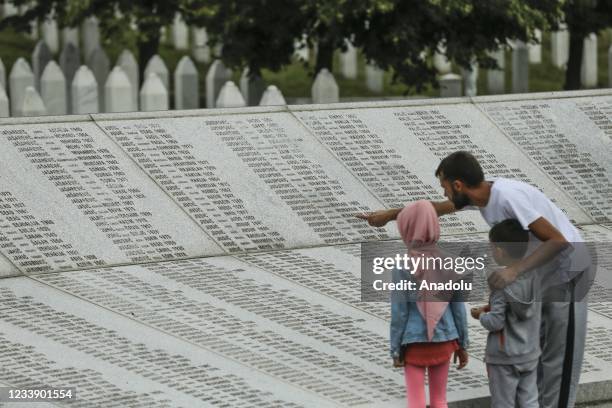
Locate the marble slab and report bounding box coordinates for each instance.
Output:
[33,255,490,407]
[21,243,612,407]
[478,96,612,223]
[0,122,221,274]
[0,276,336,408]
[1,91,612,408]
[0,252,19,278]
[94,113,394,253]
[291,104,592,234]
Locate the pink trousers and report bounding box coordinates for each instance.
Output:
[404,360,450,408]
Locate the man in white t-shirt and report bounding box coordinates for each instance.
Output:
[358,151,591,408]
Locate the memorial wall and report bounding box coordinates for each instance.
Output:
[0,90,611,407]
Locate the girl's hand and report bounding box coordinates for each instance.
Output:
[393,356,405,367]
[453,348,468,369]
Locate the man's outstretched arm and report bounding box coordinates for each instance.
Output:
[431,200,457,217]
[355,200,456,227]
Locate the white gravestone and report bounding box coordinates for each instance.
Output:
[192,27,210,63]
[339,40,358,79]
[21,86,46,116]
[239,68,265,106]
[439,73,462,97]
[365,63,384,93]
[41,16,59,54]
[87,47,110,109]
[174,56,199,110]
[581,33,598,88]
[433,46,452,74]
[487,49,505,94]
[62,26,79,47]
[2,1,17,16]
[206,59,232,108]
[609,45,612,87]
[105,66,134,113]
[528,29,542,64]
[172,13,188,50]
[0,57,5,91]
[32,40,52,91]
[294,34,309,62]
[461,62,478,97]
[59,43,80,113]
[18,4,38,39]
[117,50,139,109]
[71,65,98,114]
[40,60,66,115]
[9,57,35,117]
[215,81,246,108]
[0,84,8,117]
[213,43,223,58]
[144,54,169,95]
[82,16,100,60]
[140,72,168,111]
[311,68,339,104]
[551,24,569,68]
[512,41,529,93]
[29,23,39,41]
[259,85,286,106]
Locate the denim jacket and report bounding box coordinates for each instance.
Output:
[389,268,469,358]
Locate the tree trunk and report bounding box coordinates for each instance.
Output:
[137,29,161,85]
[315,40,334,75]
[564,30,584,90]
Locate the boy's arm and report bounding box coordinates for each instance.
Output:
[356,200,456,227]
[479,290,506,332]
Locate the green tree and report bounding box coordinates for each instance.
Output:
[190,0,562,92]
[562,0,612,90]
[187,0,354,77]
[348,0,561,92]
[186,1,308,78]
[0,0,185,80]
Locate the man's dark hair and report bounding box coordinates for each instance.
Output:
[489,219,529,259]
[434,151,484,187]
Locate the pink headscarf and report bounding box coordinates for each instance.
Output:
[396,200,451,341]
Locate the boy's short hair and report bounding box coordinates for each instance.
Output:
[434,151,484,187]
[489,219,529,259]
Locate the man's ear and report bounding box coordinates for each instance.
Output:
[451,179,464,192]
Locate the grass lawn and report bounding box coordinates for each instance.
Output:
[0,26,610,107]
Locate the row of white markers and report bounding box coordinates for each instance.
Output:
[0,19,609,116]
[0,51,297,118]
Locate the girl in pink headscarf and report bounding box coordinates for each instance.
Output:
[390,200,469,408]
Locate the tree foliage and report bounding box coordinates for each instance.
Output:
[563,0,612,90]
[191,0,562,91]
[185,1,310,76]
[5,0,606,92]
[186,0,354,76]
[347,0,561,91]
[0,0,185,79]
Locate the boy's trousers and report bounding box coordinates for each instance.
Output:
[487,359,539,408]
